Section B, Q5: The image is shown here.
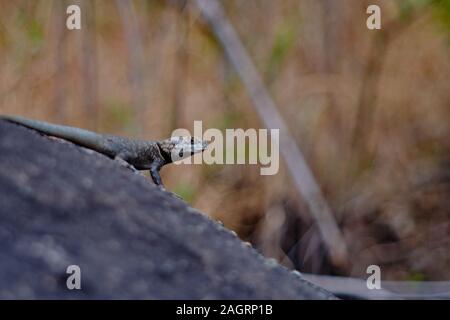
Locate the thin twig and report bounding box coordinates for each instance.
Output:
[53,0,67,123]
[195,0,349,267]
[80,0,99,129]
[115,0,146,135]
[170,3,190,133]
[351,5,428,164]
[302,273,450,299]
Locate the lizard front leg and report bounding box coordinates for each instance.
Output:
[150,163,164,188]
[150,165,182,199]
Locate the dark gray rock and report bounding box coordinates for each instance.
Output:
[0,120,334,299]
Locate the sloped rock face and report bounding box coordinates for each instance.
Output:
[0,120,334,299]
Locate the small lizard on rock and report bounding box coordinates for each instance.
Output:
[1,115,209,189]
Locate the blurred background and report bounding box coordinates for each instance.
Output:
[0,0,449,281]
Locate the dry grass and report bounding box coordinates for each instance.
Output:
[0,0,449,280]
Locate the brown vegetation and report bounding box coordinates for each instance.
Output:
[0,0,449,280]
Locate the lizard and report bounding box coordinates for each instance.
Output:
[0,115,209,189]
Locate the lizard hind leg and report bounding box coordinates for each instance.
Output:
[114,155,140,174]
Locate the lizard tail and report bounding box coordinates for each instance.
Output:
[0,115,106,153]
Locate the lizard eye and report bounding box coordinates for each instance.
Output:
[179,150,184,158]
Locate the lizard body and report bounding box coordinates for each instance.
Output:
[0,115,208,188]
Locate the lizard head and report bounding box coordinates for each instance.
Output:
[158,136,209,163]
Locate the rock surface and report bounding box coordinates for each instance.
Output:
[0,120,334,299]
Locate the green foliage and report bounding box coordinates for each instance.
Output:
[408,271,426,281]
[398,0,430,17]
[15,5,44,52]
[430,0,450,32]
[104,101,134,133]
[213,110,246,131]
[398,0,450,39]
[0,22,8,49]
[27,19,44,49]
[201,161,222,181]
[266,21,297,82]
[173,182,197,203]
[223,71,242,96]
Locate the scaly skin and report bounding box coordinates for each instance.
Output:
[0,115,208,188]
